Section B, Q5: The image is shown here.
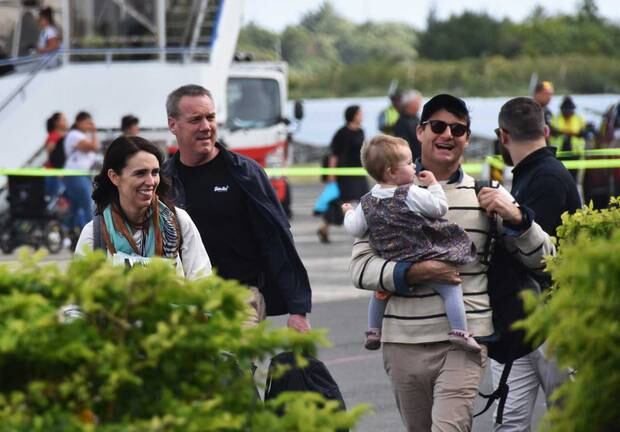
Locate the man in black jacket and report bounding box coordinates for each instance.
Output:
[162,84,311,331]
[490,96,581,431]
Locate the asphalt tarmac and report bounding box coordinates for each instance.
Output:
[0,182,545,431]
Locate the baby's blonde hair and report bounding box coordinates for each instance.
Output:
[361,134,410,182]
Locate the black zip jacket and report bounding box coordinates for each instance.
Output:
[510,146,581,237]
[162,143,312,316]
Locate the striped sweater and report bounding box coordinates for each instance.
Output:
[349,173,554,344]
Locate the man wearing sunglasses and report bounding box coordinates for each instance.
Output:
[490,97,580,432]
[349,94,554,431]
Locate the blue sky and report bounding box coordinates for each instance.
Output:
[243,0,620,31]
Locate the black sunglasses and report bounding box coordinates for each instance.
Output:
[421,120,469,137]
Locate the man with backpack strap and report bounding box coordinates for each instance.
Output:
[349,94,555,431]
[489,97,581,431]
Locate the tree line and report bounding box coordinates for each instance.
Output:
[237,0,620,98]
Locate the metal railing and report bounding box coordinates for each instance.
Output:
[0,46,213,117]
[0,46,213,69]
[0,51,60,115]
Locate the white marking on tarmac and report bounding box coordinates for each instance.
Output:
[313,287,371,303]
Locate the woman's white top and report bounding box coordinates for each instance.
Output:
[63,129,97,170]
[75,207,212,280]
[344,183,448,238]
[37,25,59,50]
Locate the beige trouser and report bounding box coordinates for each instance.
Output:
[242,286,267,328]
[383,341,488,432]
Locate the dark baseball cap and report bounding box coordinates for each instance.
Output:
[420,94,470,128]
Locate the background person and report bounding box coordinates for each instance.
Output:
[121,114,140,136]
[393,90,423,161]
[43,111,68,199]
[532,81,555,133]
[36,7,60,58]
[75,135,211,280]
[550,96,587,180]
[162,84,311,331]
[63,111,100,233]
[378,89,402,135]
[317,104,369,243]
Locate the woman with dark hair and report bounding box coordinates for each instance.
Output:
[36,7,60,54]
[75,136,211,279]
[63,111,99,233]
[44,112,68,166]
[317,104,369,243]
[43,112,68,197]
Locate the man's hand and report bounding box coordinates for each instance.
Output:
[341,202,353,215]
[417,170,438,187]
[287,314,311,333]
[406,260,461,286]
[477,187,522,224]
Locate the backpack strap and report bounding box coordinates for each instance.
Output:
[474,179,500,264]
[92,214,105,251]
[473,178,512,424]
[475,360,513,424]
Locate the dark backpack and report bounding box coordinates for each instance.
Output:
[265,352,347,412]
[48,136,66,168]
[473,180,544,423]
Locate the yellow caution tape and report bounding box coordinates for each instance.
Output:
[557,148,620,158]
[2,157,620,179]
[0,168,92,176]
[484,155,620,171]
[1,165,485,177]
[267,163,484,176]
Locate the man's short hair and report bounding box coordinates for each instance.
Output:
[534,81,554,94]
[121,114,139,132]
[344,105,360,123]
[400,90,421,107]
[166,84,213,118]
[420,94,470,129]
[361,134,409,182]
[499,97,545,142]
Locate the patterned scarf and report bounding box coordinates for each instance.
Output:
[101,197,180,259]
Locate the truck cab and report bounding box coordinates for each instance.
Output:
[222,62,298,213]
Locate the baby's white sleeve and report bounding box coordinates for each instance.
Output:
[406,183,449,218]
[343,205,368,238]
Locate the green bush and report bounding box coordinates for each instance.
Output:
[517,197,620,432]
[0,251,366,431]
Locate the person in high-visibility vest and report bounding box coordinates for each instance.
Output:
[550,96,586,181]
[532,81,555,143]
[377,90,402,135]
[550,96,586,154]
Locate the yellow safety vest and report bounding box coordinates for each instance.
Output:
[550,114,586,154]
[379,106,400,134]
